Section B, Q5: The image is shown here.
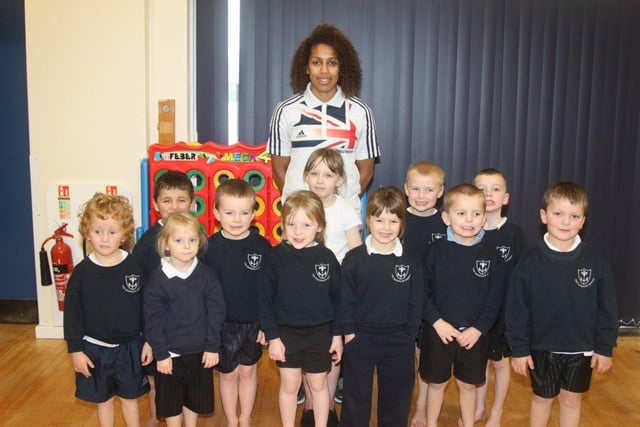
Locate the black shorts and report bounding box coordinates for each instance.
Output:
[217,322,263,374]
[529,351,593,398]
[144,359,157,376]
[75,336,149,403]
[415,321,425,349]
[154,353,214,418]
[276,323,332,373]
[486,319,511,361]
[419,325,488,385]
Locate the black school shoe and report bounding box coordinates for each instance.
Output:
[333,377,344,404]
[299,409,314,427]
[328,408,340,427]
[297,385,305,404]
[300,409,339,427]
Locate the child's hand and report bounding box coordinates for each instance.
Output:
[140,342,153,366]
[344,333,356,344]
[70,352,94,378]
[512,355,534,377]
[591,353,613,374]
[330,335,343,364]
[202,352,219,368]
[433,319,460,344]
[268,338,286,362]
[456,327,481,350]
[157,357,173,375]
[256,330,266,345]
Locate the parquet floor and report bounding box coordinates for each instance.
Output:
[1,324,639,426]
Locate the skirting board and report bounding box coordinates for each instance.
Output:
[35,324,64,339]
[0,299,38,324]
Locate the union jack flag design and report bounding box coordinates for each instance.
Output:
[291,102,358,151]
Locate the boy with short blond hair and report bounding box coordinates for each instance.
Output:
[403,161,446,427]
[471,168,527,427]
[506,181,617,427]
[203,179,271,427]
[420,184,506,427]
[403,161,446,258]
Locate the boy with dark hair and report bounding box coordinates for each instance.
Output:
[133,170,195,280]
[471,168,527,427]
[420,184,506,427]
[203,179,272,427]
[506,181,618,427]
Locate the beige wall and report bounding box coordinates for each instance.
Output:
[26,0,192,336]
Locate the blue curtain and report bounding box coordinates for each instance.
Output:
[196,0,228,144]
[198,0,640,325]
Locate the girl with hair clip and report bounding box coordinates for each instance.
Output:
[268,24,380,215]
[258,190,342,427]
[144,212,225,427]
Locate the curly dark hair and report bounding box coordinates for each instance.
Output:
[290,24,362,98]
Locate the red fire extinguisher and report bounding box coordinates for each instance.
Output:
[40,223,74,311]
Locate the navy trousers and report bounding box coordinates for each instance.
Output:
[340,330,415,427]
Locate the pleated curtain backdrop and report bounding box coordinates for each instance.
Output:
[197,0,640,325]
[196,0,229,145]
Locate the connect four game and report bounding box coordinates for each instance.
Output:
[147,142,282,245]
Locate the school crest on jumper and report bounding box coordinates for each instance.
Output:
[496,245,513,262]
[392,264,411,283]
[313,263,330,282]
[575,268,594,288]
[123,274,141,293]
[431,233,446,242]
[473,260,490,278]
[244,253,262,271]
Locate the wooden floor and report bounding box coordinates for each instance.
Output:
[1,323,639,426]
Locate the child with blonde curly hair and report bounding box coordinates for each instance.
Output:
[64,192,152,427]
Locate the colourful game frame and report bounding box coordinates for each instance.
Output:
[146,141,282,245]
